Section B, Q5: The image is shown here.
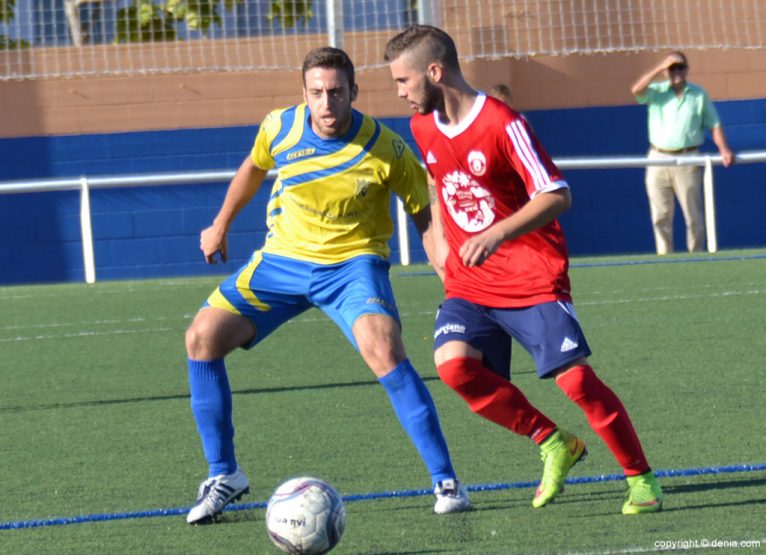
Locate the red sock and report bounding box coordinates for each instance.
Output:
[556,365,649,476]
[437,357,556,444]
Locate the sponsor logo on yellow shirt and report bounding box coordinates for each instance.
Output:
[286,147,317,161]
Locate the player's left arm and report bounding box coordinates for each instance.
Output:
[411,173,447,281]
[388,134,444,272]
[459,188,571,267]
[703,96,735,167]
[201,156,268,264]
[410,207,437,267]
[711,126,735,167]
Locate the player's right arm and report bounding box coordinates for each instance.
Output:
[201,110,280,264]
[458,110,570,268]
[201,156,268,264]
[459,187,571,268]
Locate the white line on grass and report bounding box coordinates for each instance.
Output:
[0,280,216,301]
[0,327,173,343]
[3,288,763,341]
[562,547,654,554]
[0,316,180,332]
[563,540,766,555]
[577,288,765,306]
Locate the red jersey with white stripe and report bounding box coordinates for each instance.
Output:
[410,93,572,307]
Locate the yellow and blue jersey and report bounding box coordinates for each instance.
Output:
[250,104,429,264]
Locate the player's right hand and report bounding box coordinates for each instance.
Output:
[458,227,504,267]
[200,225,228,264]
[662,53,685,69]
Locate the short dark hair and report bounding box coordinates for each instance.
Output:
[670,50,688,66]
[384,25,460,72]
[302,47,355,89]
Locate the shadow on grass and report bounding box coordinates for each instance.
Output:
[213,507,468,555]
[358,551,465,555]
[660,497,766,513]
[662,476,766,494]
[2,366,537,413]
[564,475,766,517]
[4,373,468,413]
[660,475,766,512]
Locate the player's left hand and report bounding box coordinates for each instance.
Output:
[459,228,505,267]
[720,149,735,167]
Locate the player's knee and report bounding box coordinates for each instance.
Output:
[185,316,224,359]
[437,357,477,390]
[356,333,404,375]
[184,322,207,359]
[555,363,598,401]
[360,344,399,376]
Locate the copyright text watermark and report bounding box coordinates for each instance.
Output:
[655,539,762,550]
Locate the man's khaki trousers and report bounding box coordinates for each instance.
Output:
[645,149,704,255]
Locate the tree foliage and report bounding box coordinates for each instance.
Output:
[0,35,29,49]
[115,0,241,43]
[0,0,16,23]
[0,0,30,50]
[267,0,313,29]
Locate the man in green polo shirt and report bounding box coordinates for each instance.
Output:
[631,51,735,255]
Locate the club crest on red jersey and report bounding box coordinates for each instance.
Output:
[467,150,487,176]
[441,170,495,232]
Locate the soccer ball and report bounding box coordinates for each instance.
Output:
[265,477,346,554]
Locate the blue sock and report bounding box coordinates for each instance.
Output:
[188,358,237,477]
[379,359,456,487]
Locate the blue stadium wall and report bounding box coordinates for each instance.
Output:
[1,99,765,285]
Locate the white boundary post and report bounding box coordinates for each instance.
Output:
[79,177,97,284]
[399,0,441,267]
[326,0,343,49]
[703,156,718,253]
[396,198,410,266]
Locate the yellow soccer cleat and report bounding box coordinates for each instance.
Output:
[622,471,663,515]
[532,429,587,508]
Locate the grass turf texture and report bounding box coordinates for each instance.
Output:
[1,249,765,554]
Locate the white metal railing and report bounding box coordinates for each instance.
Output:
[559,151,766,255]
[397,150,766,264]
[2,151,765,283]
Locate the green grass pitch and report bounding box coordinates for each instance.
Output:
[1,250,765,554]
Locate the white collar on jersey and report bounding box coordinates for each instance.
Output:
[433,92,487,139]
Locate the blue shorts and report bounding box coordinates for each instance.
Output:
[205,252,399,351]
[433,298,591,379]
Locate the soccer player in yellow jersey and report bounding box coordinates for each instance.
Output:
[184,47,470,524]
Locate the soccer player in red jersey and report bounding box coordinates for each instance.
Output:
[385,25,663,514]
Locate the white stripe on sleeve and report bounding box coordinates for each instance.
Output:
[506,120,552,191]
